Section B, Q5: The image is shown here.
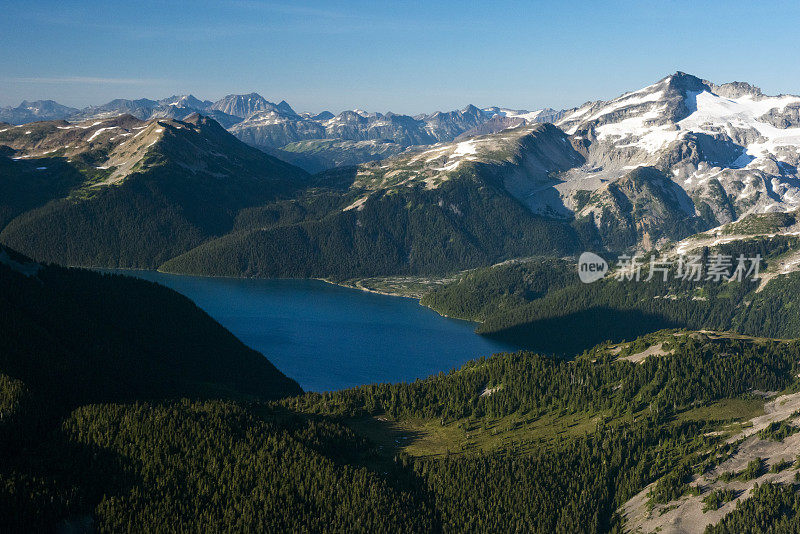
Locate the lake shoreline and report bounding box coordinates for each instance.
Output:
[105,267,470,325]
[99,270,515,392]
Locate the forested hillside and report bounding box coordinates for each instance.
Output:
[2,400,435,532]
[0,115,308,268]
[161,166,581,278]
[0,116,588,278]
[421,235,800,354]
[0,245,301,406]
[285,332,800,532]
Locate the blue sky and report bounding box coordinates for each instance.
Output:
[2,0,800,114]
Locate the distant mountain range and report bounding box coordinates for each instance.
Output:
[0,100,80,124]
[4,72,800,275]
[0,94,562,171]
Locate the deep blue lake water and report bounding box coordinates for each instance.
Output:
[113,272,518,392]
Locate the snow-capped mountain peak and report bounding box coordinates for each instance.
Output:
[551,72,800,240]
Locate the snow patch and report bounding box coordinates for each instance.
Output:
[452,140,478,156]
[86,126,118,142]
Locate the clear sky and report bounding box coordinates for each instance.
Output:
[2,0,800,114]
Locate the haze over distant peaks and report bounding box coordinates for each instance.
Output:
[0,99,79,124]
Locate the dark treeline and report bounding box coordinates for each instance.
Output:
[0,164,306,268]
[9,327,782,532]
[4,320,800,531]
[0,155,85,229]
[280,331,800,532]
[420,258,577,321]
[409,419,713,533]
[0,385,716,533]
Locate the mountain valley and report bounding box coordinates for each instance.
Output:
[7,71,800,533]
